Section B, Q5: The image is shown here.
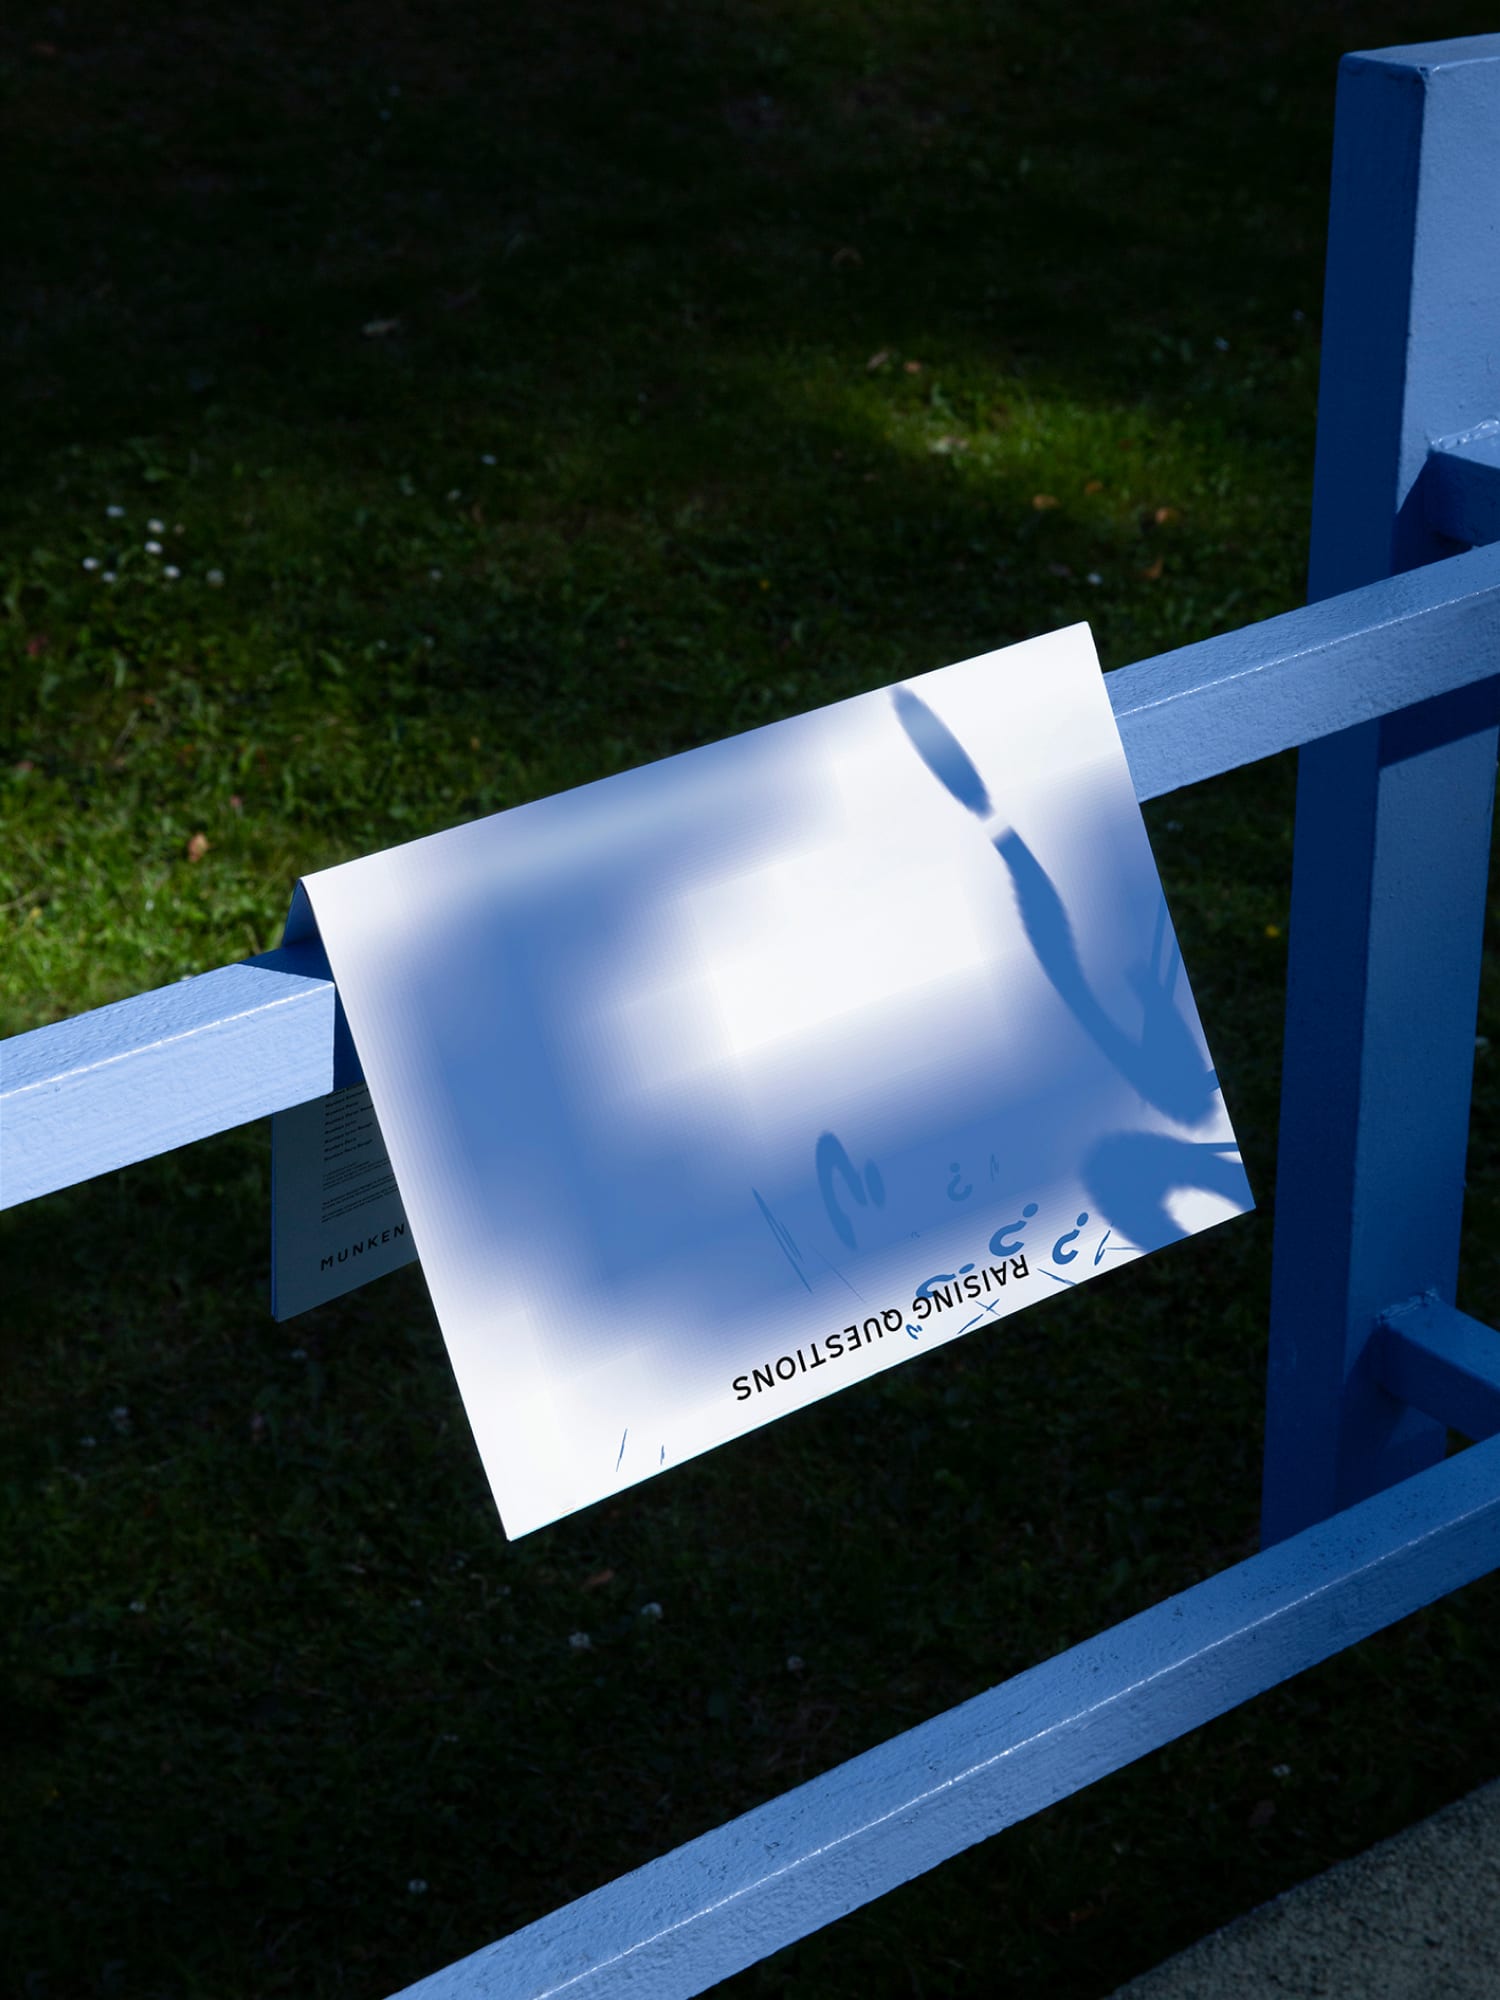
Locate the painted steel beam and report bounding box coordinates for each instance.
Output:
[1263,38,1500,1543]
[1427,427,1500,549]
[5,539,1500,1212]
[0,942,337,1208]
[1374,1296,1500,1442]
[1107,532,1500,801]
[386,1428,1500,2000]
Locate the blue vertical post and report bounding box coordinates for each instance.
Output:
[1262,38,1500,1545]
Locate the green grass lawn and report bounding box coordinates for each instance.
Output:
[4,2,1500,1996]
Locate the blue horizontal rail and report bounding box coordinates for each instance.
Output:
[387,1428,1500,2000]
[1427,427,1500,549]
[1106,528,1500,796]
[0,939,338,1209]
[1375,1297,1500,1443]
[6,532,1500,1213]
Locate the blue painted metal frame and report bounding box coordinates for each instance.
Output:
[1375,1299,1500,1445]
[0,940,338,1208]
[3,35,1500,2000]
[386,1432,1500,2000]
[1263,35,1500,1543]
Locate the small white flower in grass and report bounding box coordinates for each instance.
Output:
[446,488,462,501]
[106,503,124,518]
[80,1436,97,1449]
[102,571,116,583]
[1273,1763,1292,1779]
[568,1631,592,1651]
[1213,337,1230,352]
[1086,571,1102,585]
[429,567,443,581]
[639,1602,663,1620]
[145,540,162,555]
[206,568,224,587]
[290,1348,307,1361]
[129,1599,146,1613]
[786,1654,804,1672]
[83,556,100,571]
[407,1878,428,1896]
[480,453,497,465]
[162,565,180,581]
[409,1598,423,1609]
[148,518,165,533]
[109,1405,131,1433]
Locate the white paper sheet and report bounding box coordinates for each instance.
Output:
[282,624,1252,1535]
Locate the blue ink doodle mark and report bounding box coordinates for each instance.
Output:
[959,1262,975,1275]
[960,1297,1011,1332]
[907,1323,922,1340]
[752,1186,812,1293]
[915,1272,956,1302]
[801,1232,865,1300]
[947,1161,972,1201]
[990,1202,1038,1258]
[616,1429,628,1470]
[1092,1229,1136,1265]
[813,1244,866,1302]
[816,1131,885,1251]
[1052,1211,1090,1265]
[1039,1268,1077,1288]
[660,1445,666,1465]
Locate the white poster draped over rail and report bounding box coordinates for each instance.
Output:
[274,624,1252,1536]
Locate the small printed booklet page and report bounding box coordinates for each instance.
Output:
[273,624,1252,1536]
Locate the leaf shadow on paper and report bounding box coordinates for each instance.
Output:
[889,685,1251,1249]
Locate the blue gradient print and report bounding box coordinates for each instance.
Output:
[298,626,1252,1535]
